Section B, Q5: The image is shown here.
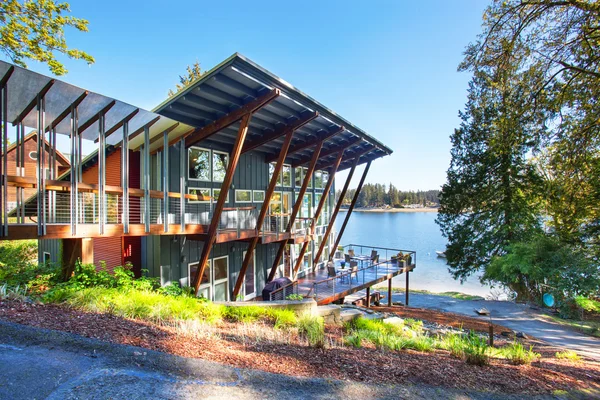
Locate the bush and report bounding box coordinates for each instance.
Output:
[555,350,580,361]
[0,240,60,292]
[297,315,325,348]
[463,332,490,366]
[500,341,540,365]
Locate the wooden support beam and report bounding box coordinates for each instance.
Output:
[100,108,139,141]
[294,150,343,275]
[315,146,373,171]
[269,140,323,282]
[241,111,318,154]
[331,161,371,252]
[291,137,361,167]
[313,156,359,266]
[232,123,296,299]
[405,270,410,306]
[366,287,371,308]
[388,278,393,307]
[77,100,116,134]
[46,91,89,132]
[265,126,344,163]
[12,79,55,125]
[127,116,160,142]
[193,113,252,295]
[185,88,280,148]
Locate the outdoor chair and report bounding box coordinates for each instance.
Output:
[327,265,342,286]
[350,262,358,283]
[371,249,378,259]
[371,254,379,265]
[344,253,351,264]
[348,249,355,257]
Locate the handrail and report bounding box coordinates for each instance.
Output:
[269,280,299,301]
[341,243,416,254]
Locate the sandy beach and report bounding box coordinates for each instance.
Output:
[341,207,439,213]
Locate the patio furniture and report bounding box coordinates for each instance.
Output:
[327,265,342,286]
[371,254,379,265]
[370,249,378,259]
[344,254,351,264]
[350,262,358,283]
[348,249,355,257]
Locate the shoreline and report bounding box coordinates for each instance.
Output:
[340,207,439,213]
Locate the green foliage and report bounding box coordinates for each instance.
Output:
[499,341,540,365]
[462,332,490,366]
[157,282,193,298]
[0,282,27,300]
[168,61,203,97]
[0,0,94,75]
[297,315,325,348]
[555,350,581,362]
[285,294,304,301]
[483,235,600,302]
[574,296,600,314]
[344,317,435,352]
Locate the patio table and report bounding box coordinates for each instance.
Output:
[351,254,371,266]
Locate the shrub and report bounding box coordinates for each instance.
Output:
[404,335,435,352]
[297,315,325,348]
[438,333,467,358]
[500,341,540,365]
[574,296,600,314]
[463,332,490,366]
[285,294,304,301]
[270,308,297,329]
[555,350,581,361]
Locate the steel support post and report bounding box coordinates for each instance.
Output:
[143,126,151,232]
[163,131,169,233]
[36,95,46,236]
[179,139,185,232]
[121,121,130,233]
[98,113,106,235]
[1,85,6,235]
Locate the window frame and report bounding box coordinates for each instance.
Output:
[188,187,211,203]
[282,164,292,187]
[212,150,229,182]
[212,255,229,301]
[188,146,212,182]
[294,166,302,187]
[212,188,229,203]
[235,189,253,203]
[253,190,265,203]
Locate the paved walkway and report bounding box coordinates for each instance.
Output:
[392,292,600,361]
[0,320,545,400]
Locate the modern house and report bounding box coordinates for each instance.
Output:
[0,54,415,304]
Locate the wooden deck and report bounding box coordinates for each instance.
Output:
[297,259,414,305]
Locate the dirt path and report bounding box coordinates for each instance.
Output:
[0,320,549,400]
[392,292,600,361]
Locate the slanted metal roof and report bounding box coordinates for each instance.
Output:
[0,61,194,151]
[153,53,392,172]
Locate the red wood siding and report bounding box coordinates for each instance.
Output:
[93,236,123,272]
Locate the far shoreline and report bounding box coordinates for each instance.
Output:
[339,207,439,213]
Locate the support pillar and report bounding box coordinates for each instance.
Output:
[98,113,106,235]
[366,286,371,308]
[332,161,371,252]
[405,269,410,306]
[121,121,130,233]
[313,157,359,265]
[193,114,253,295]
[179,138,185,232]
[163,130,169,233]
[388,278,392,307]
[268,140,323,282]
[143,125,151,232]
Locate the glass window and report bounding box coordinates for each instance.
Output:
[212,151,228,182]
[282,164,291,187]
[314,171,323,189]
[188,147,210,181]
[235,190,252,203]
[212,188,228,202]
[188,188,211,203]
[253,190,265,203]
[303,168,312,188]
[270,192,282,214]
[322,172,328,189]
[189,260,210,287]
[213,256,228,281]
[294,167,302,187]
[269,162,282,186]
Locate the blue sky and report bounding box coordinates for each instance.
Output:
[9,0,487,191]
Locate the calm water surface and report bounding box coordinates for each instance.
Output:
[335,211,493,297]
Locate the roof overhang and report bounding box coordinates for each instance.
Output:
[153,53,393,173]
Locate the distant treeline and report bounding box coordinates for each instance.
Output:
[338,183,440,208]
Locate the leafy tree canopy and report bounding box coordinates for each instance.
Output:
[168,60,204,97]
[0,0,94,75]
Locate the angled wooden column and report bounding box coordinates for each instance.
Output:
[267,141,323,282]
[331,161,371,252]
[313,156,359,266]
[232,126,297,299]
[193,114,252,295]
[293,150,344,277]
[0,66,13,236]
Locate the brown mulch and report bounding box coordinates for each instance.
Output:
[0,300,599,396]
[372,306,510,334]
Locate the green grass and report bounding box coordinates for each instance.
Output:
[574,296,600,313]
[543,313,600,338]
[222,305,297,328]
[297,315,325,348]
[497,341,540,365]
[555,350,581,361]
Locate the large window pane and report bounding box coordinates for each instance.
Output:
[294,167,302,187]
[303,168,312,188]
[322,172,328,189]
[214,257,228,281]
[282,164,291,187]
[314,171,323,188]
[188,147,210,181]
[213,151,228,182]
[269,162,281,185]
[235,190,252,202]
[188,188,211,203]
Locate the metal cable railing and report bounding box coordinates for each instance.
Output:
[269,280,299,301]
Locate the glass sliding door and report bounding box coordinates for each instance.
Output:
[243,251,256,300]
[212,256,229,301]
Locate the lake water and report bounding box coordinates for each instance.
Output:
[335,211,494,297]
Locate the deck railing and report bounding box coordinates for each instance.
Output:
[308,245,416,303]
[268,280,299,301]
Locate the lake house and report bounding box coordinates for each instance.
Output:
[0,54,415,304]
